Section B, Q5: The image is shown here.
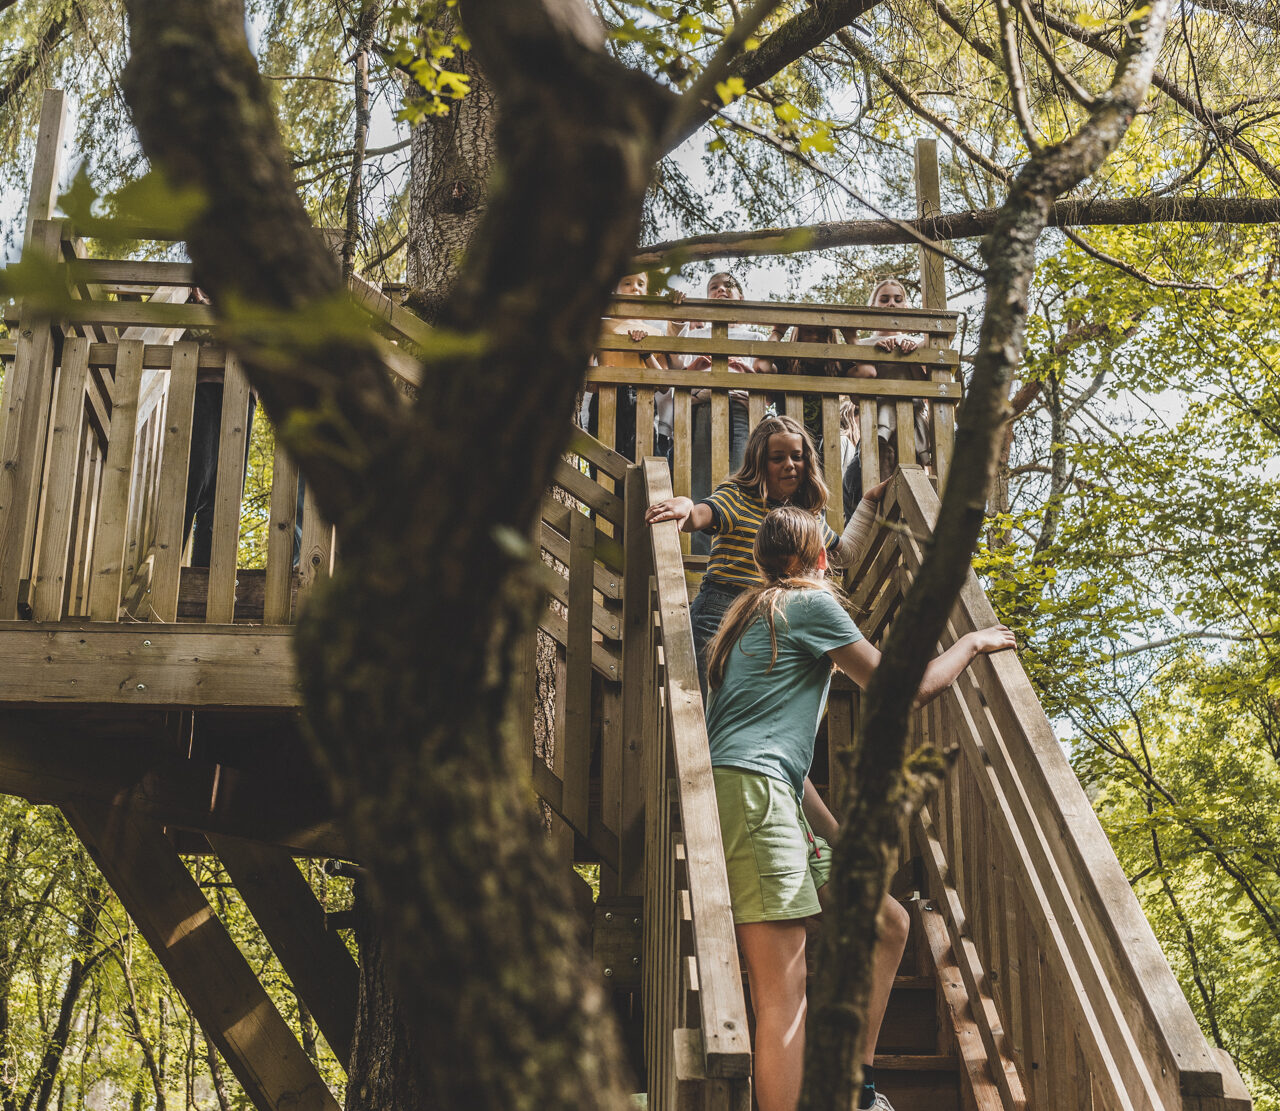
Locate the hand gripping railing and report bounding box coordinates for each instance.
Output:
[640,458,751,1111]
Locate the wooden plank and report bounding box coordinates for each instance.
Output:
[86,342,230,371]
[0,623,300,706]
[914,139,948,313]
[896,399,916,466]
[710,390,729,488]
[643,459,751,1077]
[58,299,214,331]
[347,271,433,350]
[619,466,650,895]
[296,483,333,607]
[205,356,251,624]
[541,497,625,573]
[31,338,91,621]
[210,836,358,1067]
[553,459,625,527]
[0,221,62,617]
[88,339,145,621]
[66,803,339,1111]
[562,511,594,833]
[23,91,68,247]
[150,343,199,621]
[539,519,622,598]
[605,295,959,335]
[1023,926,1050,1111]
[673,390,693,555]
[916,807,1028,1111]
[748,392,766,427]
[635,388,656,461]
[594,335,959,369]
[536,606,623,683]
[67,258,196,286]
[916,900,1017,1111]
[585,365,961,396]
[68,430,101,617]
[120,285,195,346]
[821,396,843,533]
[264,442,299,625]
[567,426,630,482]
[860,400,881,491]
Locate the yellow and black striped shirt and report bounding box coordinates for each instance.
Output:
[704,482,838,588]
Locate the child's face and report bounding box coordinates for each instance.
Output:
[795,326,826,343]
[617,273,649,296]
[871,281,908,310]
[764,432,806,501]
[707,273,744,300]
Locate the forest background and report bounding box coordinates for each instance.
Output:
[0,0,1277,1108]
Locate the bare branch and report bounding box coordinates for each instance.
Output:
[1190,0,1280,31]
[994,0,1042,151]
[633,194,1280,266]
[1012,0,1096,107]
[1060,227,1219,290]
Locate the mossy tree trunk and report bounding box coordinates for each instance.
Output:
[120,1,670,1108]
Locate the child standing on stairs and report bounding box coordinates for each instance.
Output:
[702,507,1015,1111]
[643,414,887,699]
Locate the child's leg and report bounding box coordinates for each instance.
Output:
[863,895,910,1066]
[737,920,808,1111]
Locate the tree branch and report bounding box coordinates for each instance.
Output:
[1060,226,1219,290]
[633,194,1280,265]
[1190,0,1280,31]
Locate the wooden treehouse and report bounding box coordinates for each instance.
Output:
[0,92,1253,1111]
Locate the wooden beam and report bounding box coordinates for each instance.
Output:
[0,623,300,707]
[209,835,358,1068]
[65,802,339,1111]
[0,707,346,856]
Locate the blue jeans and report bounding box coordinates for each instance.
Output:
[691,400,750,557]
[689,579,746,703]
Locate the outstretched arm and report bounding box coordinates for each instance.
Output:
[645,496,714,533]
[827,625,1016,705]
[829,477,891,568]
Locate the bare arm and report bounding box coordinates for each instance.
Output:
[644,495,714,533]
[827,626,1016,705]
[828,477,891,568]
[801,776,840,841]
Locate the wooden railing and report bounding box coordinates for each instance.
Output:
[825,466,1251,1111]
[639,458,751,1111]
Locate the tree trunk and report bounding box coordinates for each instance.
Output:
[120,2,669,1108]
[404,4,498,321]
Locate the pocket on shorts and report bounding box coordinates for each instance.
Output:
[739,774,774,835]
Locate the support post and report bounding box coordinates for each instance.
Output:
[914,138,955,491]
[65,801,339,1111]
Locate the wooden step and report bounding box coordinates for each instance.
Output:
[877,975,940,1056]
[873,1053,961,1111]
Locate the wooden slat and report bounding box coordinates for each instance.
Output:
[933,388,956,491]
[541,564,620,639]
[86,342,230,371]
[296,483,334,607]
[860,400,880,492]
[619,465,649,895]
[0,624,299,706]
[553,459,625,527]
[264,442,300,625]
[562,511,595,834]
[605,294,959,335]
[710,391,729,488]
[205,357,251,624]
[88,340,145,621]
[67,258,196,286]
[210,836,358,1068]
[784,392,803,423]
[23,93,68,246]
[536,607,620,683]
[587,365,960,395]
[896,399,916,466]
[31,338,91,621]
[673,390,693,556]
[635,388,656,461]
[820,396,843,533]
[643,459,751,1077]
[538,519,621,599]
[540,497,624,573]
[747,392,766,426]
[567,426,630,482]
[0,221,62,617]
[149,343,199,621]
[59,299,214,330]
[594,334,959,369]
[66,803,339,1111]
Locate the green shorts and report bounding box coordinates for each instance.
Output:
[712,766,833,924]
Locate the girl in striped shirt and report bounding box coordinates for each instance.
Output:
[645,414,888,696]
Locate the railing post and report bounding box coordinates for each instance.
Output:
[914,137,956,492]
[618,462,651,895]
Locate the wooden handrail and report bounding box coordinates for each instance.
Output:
[869,467,1250,1111]
[585,365,961,397]
[605,294,960,336]
[642,458,752,1085]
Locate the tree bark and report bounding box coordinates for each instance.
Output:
[404,4,498,322]
[800,4,1172,1108]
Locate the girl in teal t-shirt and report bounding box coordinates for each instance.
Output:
[704,506,1015,1111]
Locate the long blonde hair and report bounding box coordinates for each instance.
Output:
[706,507,841,690]
[729,415,829,512]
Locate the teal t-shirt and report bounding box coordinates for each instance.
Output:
[705,588,863,798]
